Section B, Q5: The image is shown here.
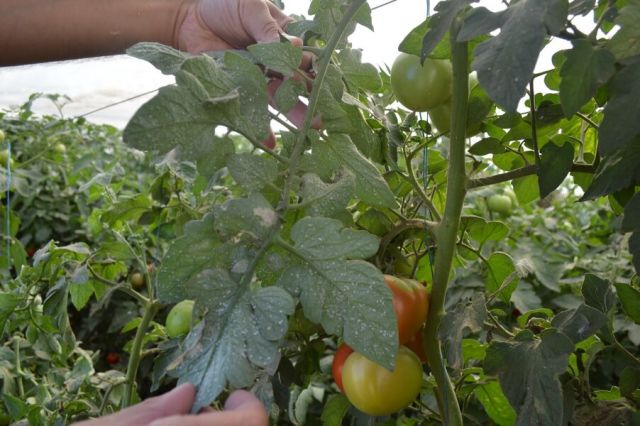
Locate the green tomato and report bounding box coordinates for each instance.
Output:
[53,143,66,153]
[342,346,423,416]
[0,130,5,144]
[390,53,452,112]
[428,74,484,136]
[0,150,14,169]
[165,300,195,338]
[487,194,513,215]
[129,272,145,289]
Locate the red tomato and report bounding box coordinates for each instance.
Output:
[332,343,354,392]
[384,275,429,344]
[405,328,428,363]
[106,352,120,365]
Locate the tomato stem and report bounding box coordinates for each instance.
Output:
[422,17,468,426]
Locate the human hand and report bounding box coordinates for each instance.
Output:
[74,384,268,426]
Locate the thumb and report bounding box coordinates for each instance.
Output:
[240,0,282,43]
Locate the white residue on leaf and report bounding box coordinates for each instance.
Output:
[253,207,277,227]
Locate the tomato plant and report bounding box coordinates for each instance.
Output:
[342,346,423,416]
[385,274,429,344]
[165,300,195,338]
[390,53,452,111]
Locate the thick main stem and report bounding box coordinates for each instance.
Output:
[422,20,468,426]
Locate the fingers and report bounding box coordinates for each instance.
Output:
[73,383,196,426]
[149,390,268,426]
[267,79,323,130]
[240,0,283,43]
[267,1,293,29]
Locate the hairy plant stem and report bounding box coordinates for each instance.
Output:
[122,301,159,409]
[422,20,468,426]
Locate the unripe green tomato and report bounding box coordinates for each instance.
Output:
[487,194,512,215]
[0,130,5,144]
[129,272,145,289]
[165,300,195,338]
[390,53,452,111]
[342,346,423,416]
[53,143,66,153]
[428,74,483,136]
[504,188,518,206]
[0,150,14,168]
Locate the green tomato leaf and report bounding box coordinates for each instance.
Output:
[630,232,640,275]
[157,215,225,304]
[473,381,517,426]
[472,0,564,112]
[214,194,278,243]
[227,153,279,192]
[581,137,640,200]
[439,294,487,369]
[582,274,616,314]
[484,329,574,426]
[551,304,607,344]
[614,283,640,324]
[300,171,355,221]
[0,293,21,334]
[559,40,615,117]
[172,270,294,412]
[273,78,307,113]
[486,252,519,303]
[606,0,640,60]
[420,0,475,59]
[100,194,152,225]
[336,49,382,91]
[599,62,640,155]
[127,42,191,75]
[513,175,540,204]
[459,7,507,41]
[276,217,398,369]
[622,192,640,233]
[321,394,351,426]
[538,140,575,199]
[469,138,505,156]
[463,216,510,245]
[247,42,302,78]
[306,135,397,209]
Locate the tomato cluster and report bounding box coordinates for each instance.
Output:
[332,275,429,416]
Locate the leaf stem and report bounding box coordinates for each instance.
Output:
[121,301,159,409]
[466,163,598,189]
[422,19,468,426]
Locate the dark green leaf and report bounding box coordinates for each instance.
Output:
[582,274,616,314]
[551,304,607,343]
[598,62,640,155]
[439,294,487,369]
[227,154,279,192]
[615,283,640,324]
[538,141,575,198]
[0,293,20,333]
[472,0,548,112]
[421,0,475,59]
[630,232,640,275]
[569,0,595,16]
[607,1,640,60]
[321,394,351,426]
[336,49,382,91]
[622,192,640,232]
[300,171,355,221]
[484,329,574,426]
[559,40,615,117]
[276,217,397,369]
[581,138,640,200]
[101,195,152,225]
[214,194,278,242]
[273,78,307,113]
[619,367,640,398]
[459,7,506,41]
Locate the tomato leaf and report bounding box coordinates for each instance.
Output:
[581,137,640,200]
[598,62,640,155]
[473,381,517,426]
[458,7,506,42]
[213,194,279,243]
[420,0,475,60]
[513,175,540,204]
[551,304,607,344]
[127,42,191,75]
[606,1,640,61]
[0,293,21,334]
[469,138,505,155]
[614,284,640,324]
[582,274,616,315]
[621,192,640,233]
[472,0,566,112]
[461,216,510,245]
[100,194,152,225]
[303,135,397,209]
[630,232,640,275]
[227,154,279,192]
[559,40,615,117]
[439,294,487,369]
[484,329,574,426]
[300,171,355,221]
[273,78,307,113]
[336,49,382,92]
[276,217,398,369]
[538,140,574,199]
[321,394,351,426]
[247,42,302,78]
[485,252,519,303]
[171,271,294,412]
